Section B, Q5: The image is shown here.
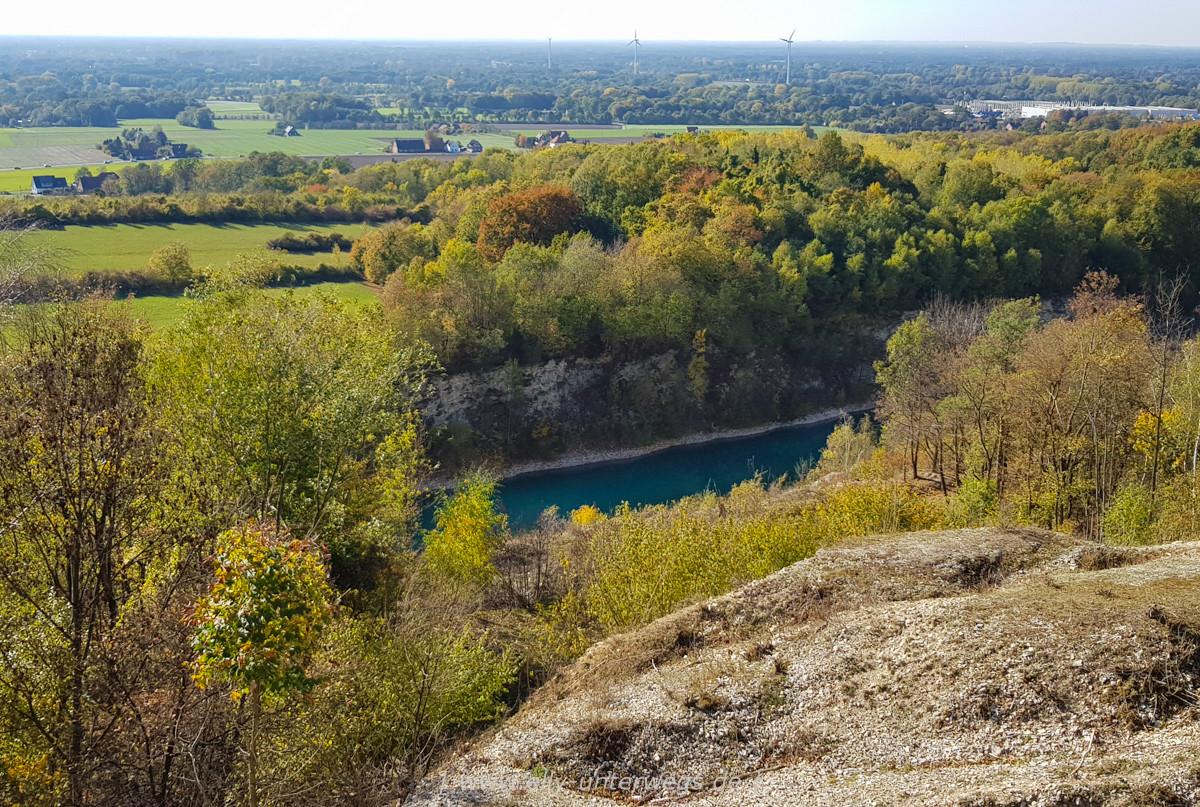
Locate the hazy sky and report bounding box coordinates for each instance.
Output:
[5,0,1199,46]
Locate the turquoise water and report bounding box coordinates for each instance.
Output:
[495,418,841,532]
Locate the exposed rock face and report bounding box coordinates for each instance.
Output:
[423,346,877,467]
[406,529,1200,806]
[425,357,606,429]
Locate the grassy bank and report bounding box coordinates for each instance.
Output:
[124,280,379,329]
[29,221,374,274]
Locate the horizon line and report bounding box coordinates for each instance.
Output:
[0,34,1196,49]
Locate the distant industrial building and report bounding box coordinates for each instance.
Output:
[962,100,1200,120]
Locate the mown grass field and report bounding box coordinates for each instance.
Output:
[0,116,829,171]
[204,100,267,116]
[0,126,121,168]
[123,281,379,329]
[29,222,375,274]
[0,119,518,168]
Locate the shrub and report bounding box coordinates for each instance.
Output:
[262,614,514,803]
[520,589,593,692]
[582,479,942,630]
[349,221,437,283]
[570,504,603,526]
[265,231,352,253]
[945,476,1000,527]
[809,415,877,479]
[1102,484,1155,545]
[422,473,509,588]
[147,240,193,283]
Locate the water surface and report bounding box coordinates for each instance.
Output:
[496,418,841,532]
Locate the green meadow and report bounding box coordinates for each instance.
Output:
[95,118,400,157]
[0,119,518,167]
[122,281,380,329]
[0,126,122,168]
[0,117,822,171]
[29,222,375,274]
[204,100,268,116]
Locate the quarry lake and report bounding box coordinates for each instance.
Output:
[495,416,845,532]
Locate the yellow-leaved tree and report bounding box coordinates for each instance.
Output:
[422,473,508,588]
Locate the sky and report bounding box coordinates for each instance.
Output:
[4,0,1199,46]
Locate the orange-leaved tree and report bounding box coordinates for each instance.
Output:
[476,184,581,262]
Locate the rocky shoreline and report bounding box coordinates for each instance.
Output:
[422,403,875,491]
[495,402,875,481]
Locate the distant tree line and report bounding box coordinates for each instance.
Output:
[265,231,352,253]
[258,92,379,124]
[0,71,198,126]
[5,40,1200,131]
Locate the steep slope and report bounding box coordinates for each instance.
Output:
[407,528,1200,807]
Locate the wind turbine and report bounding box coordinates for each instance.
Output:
[628,30,641,76]
[780,28,796,85]
[547,37,552,70]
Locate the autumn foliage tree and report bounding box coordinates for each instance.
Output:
[422,473,508,588]
[191,521,333,807]
[0,302,164,806]
[475,184,581,262]
[876,273,1155,535]
[349,221,438,284]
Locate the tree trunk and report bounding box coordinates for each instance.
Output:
[248,682,261,807]
[68,545,85,807]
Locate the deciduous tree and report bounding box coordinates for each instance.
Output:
[476,184,581,262]
[191,521,333,807]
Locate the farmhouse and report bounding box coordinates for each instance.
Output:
[391,138,429,154]
[537,130,572,147]
[30,175,69,195]
[127,144,160,160]
[75,172,119,194]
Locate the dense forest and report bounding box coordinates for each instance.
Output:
[11,122,1200,463]
[4,38,1200,129]
[874,274,1199,541]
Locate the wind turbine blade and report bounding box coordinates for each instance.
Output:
[790,28,796,40]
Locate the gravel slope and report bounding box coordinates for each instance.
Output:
[406,529,1200,807]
